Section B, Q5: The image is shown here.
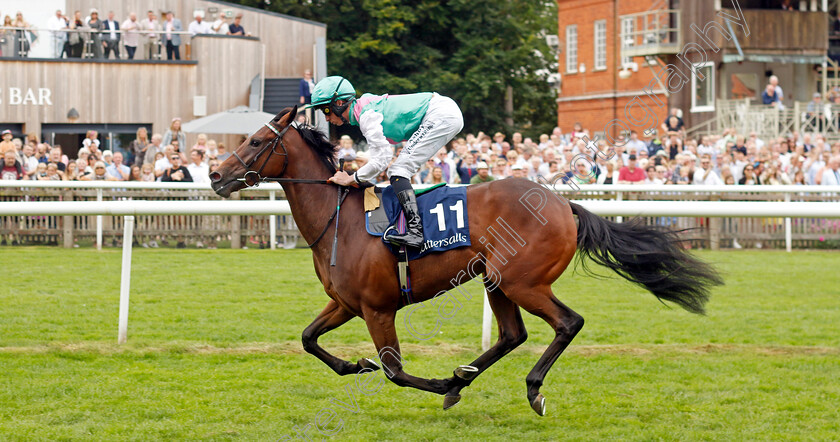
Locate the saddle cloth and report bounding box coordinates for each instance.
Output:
[365,184,471,260]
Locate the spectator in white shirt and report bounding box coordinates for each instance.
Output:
[212,13,230,35]
[187,149,210,183]
[770,75,785,110]
[693,154,723,185]
[46,9,68,58]
[696,135,718,162]
[21,144,39,178]
[818,155,840,186]
[749,132,765,150]
[188,13,214,37]
[154,146,175,179]
[122,12,140,59]
[82,130,100,152]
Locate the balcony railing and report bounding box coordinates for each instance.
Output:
[688,99,840,141]
[619,9,682,59]
[0,26,252,60]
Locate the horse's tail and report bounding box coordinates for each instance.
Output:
[569,202,722,314]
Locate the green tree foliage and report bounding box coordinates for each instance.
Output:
[229,0,558,137]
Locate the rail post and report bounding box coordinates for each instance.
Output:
[785,193,792,252]
[616,191,623,223]
[62,190,74,248]
[708,194,721,250]
[118,215,135,344]
[269,190,277,250]
[231,192,241,249]
[96,188,103,250]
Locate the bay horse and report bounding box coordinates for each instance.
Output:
[209,107,722,415]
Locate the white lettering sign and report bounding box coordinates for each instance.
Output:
[0,88,53,106]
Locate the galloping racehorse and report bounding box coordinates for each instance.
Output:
[210,107,722,415]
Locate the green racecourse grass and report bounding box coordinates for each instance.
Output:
[1,247,839,441]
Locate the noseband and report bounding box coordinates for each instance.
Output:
[232,120,346,250]
[234,122,330,187]
[234,122,291,186]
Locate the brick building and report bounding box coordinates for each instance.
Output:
[556,0,669,141]
[556,0,831,141]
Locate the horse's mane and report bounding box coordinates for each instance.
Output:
[275,108,337,174]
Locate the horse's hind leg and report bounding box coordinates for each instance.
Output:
[362,306,450,395]
[302,300,380,375]
[442,284,528,409]
[507,284,584,416]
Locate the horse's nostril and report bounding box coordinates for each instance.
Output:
[209,171,222,183]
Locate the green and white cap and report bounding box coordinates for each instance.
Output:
[308,76,356,108]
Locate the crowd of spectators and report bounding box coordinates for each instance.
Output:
[334,108,840,188]
[0,8,250,60]
[3,106,840,188]
[0,118,227,183]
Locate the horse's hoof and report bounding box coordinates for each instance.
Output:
[443,393,461,410]
[454,365,479,381]
[358,358,380,371]
[530,393,546,416]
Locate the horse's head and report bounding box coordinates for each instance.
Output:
[210,106,299,198]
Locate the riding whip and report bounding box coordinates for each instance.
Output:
[330,159,346,266]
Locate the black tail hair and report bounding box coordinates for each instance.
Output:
[570,202,723,314]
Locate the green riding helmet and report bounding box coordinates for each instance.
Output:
[310,76,356,108]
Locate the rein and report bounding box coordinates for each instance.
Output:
[234,122,333,186]
[310,188,349,250]
[233,121,345,249]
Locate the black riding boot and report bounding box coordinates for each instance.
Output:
[384,190,425,248]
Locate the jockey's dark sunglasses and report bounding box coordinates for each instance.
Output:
[320,106,331,116]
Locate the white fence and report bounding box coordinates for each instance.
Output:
[3,181,840,251]
[0,180,287,250]
[3,183,840,348]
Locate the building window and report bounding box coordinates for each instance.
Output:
[691,62,715,113]
[566,25,578,74]
[594,20,607,71]
[621,17,634,67]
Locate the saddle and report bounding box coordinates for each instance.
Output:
[363,183,470,306]
[364,183,446,235]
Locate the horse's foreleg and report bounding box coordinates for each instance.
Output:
[362,307,449,395]
[302,300,380,376]
[442,284,528,409]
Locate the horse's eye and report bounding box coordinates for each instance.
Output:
[250,139,260,147]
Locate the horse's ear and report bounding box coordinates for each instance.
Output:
[276,106,298,127]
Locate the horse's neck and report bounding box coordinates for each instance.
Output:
[280,153,341,249]
[285,183,364,255]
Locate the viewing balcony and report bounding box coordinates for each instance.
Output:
[715,9,828,64]
[619,9,682,59]
[687,98,840,142]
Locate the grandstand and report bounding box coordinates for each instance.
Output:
[0,0,326,154]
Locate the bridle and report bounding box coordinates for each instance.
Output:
[232,120,348,250]
[234,121,332,187]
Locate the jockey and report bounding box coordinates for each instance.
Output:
[309,76,464,248]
